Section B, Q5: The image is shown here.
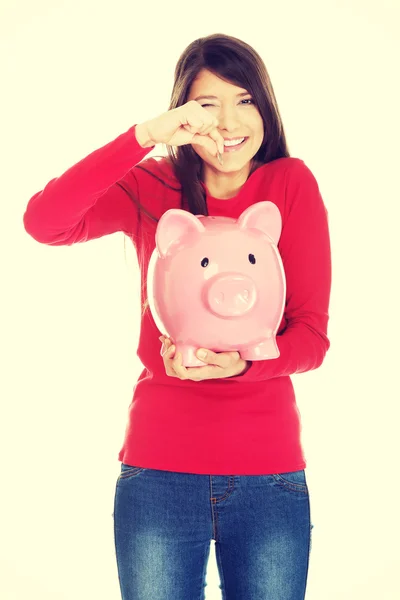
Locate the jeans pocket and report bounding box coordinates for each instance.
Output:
[272,470,308,494]
[117,463,146,481]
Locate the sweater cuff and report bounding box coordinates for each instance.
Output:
[229,359,266,381]
[229,359,273,383]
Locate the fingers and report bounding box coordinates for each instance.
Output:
[159,336,183,378]
[207,127,225,156]
[162,342,178,377]
[181,108,215,136]
[170,350,188,380]
[198,111,224,156]
[191,132,224,160]
[159,337,240,380]
[196,348,229,368]
[185,104,224,159]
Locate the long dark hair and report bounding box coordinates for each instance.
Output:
[123,33,291,308]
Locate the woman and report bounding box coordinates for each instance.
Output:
[23,33,331,600]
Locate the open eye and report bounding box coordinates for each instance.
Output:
[249,254,256,264]
[201,257,209,268]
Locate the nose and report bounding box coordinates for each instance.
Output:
[205,274,257,317]
[218,104,241,132]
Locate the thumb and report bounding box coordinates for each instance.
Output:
[191,133,219,158]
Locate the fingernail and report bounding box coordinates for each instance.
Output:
[197,349,207,360]
[217,152,223,166]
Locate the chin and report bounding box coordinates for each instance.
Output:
[218,156,255,172]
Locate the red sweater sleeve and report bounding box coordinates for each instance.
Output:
[232,160,332,382]
[23,125,153,245]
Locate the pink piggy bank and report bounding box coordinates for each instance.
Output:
[147,201,286,367]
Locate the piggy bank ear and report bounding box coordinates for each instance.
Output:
[156,209,205,257]
[237,201,282,244]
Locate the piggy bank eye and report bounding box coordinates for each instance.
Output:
[249,254,256,265]
[201,257,209,268]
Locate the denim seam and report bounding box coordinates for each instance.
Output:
[272,473,308,493]
[118,467,145,480]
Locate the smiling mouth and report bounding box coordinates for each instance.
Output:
[224,136,246,146]
[222,137,249,152]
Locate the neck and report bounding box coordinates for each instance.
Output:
[202,160,260,199]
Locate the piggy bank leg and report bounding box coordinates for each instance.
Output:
[176,344,208,368]
[241,337,280,360]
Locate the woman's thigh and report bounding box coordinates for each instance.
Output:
[214,470,312,600]
[113,463,213,600]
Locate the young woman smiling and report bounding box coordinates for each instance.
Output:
[23,33,331,600]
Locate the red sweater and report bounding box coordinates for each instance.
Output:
[23,125,331,475]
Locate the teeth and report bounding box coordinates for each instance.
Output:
[224,137,245,147]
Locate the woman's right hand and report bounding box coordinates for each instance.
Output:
[136,100,225,159]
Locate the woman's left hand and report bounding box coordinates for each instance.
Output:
[159,336,251,381]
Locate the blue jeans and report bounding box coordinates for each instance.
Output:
[113,463,313,600]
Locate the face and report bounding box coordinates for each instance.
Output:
[187,69,264,176]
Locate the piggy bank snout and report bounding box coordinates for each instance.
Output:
[205,274,257,318]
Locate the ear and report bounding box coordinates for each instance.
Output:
[156,209,205,257]
[237,201,282,244]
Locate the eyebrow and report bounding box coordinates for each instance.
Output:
[194,92,251,101]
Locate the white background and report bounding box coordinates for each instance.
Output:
[2,1,399,598]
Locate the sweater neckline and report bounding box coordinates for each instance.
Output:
[201,162,268,207]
